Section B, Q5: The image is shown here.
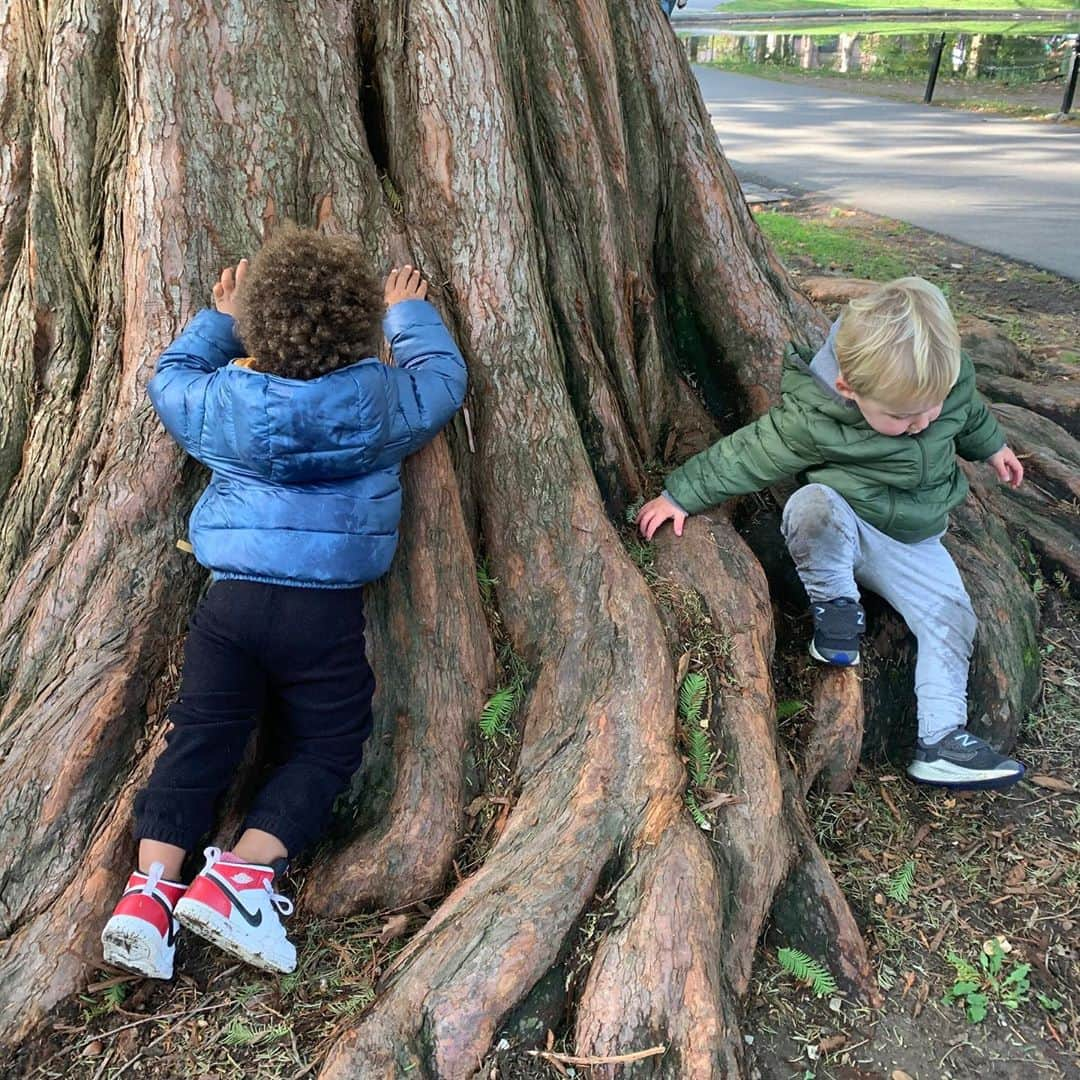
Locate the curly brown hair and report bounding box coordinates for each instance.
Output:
[235,226,383,380]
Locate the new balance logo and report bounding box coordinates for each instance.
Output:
[206,873,263,927]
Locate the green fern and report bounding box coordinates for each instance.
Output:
[476,559,498,606]
[222,1020,290,1047]
[678,672,708,724]
[777,947,839,998]
[625,496,645,525]
[480,686,517,738]
[685,725,712,788]
[685,791,712,832]
[885,859,916,904]
[379,171,404,214]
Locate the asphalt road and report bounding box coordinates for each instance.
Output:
[691,66,1080,280]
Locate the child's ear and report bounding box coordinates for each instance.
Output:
[834,374,858,401]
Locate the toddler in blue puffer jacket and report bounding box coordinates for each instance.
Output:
[101,227,466,979]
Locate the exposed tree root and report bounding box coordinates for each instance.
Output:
[306,440,496,915]
[802,667,864,796]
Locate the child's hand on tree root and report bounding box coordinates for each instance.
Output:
[385,265,429,307]
[637,494,688,539]
[987,445,1024,489]
[212,259,248,318]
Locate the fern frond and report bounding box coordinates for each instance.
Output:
[678,672,708,724]
[480,687,517,738]
[685,791,712,831]
[476,559,498,606]
[777,947,839,998]
[685,725,713,788]
[625,496,645,525]
[223,1021,290,1047]
[886,859,916,904]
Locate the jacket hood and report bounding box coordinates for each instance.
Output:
[210,359,392,484]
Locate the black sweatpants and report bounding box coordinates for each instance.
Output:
[134,580,374,857]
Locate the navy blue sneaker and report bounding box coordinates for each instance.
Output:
[808,598,865,666]
[908,729,1025,790]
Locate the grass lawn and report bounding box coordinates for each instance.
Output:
[717,0,1079,13]
[755,209,912,280]
[692,17,1079,33]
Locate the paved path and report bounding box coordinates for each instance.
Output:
[691,66,1080,280]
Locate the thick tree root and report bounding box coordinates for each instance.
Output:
[306,440,496,914]
[802,667,864,796]
[575,816,744,1078]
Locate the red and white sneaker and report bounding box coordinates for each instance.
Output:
[101,863,185,979]
[174,847,296,973]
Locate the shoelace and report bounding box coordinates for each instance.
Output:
[201,845,294,917]
[141,861,166,896]
[263,881,295,917]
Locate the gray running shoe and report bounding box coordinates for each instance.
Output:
[908,729,1024,790]
[808,597,865,666]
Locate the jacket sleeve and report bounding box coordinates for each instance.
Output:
[368,298,468,468]
[665,401,824,515]
[953,358,1005,461]
[147,309,246,463]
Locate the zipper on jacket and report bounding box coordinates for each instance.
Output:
[917,436,929,487]
[884,488,898,534]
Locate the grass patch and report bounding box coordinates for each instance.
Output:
[715,0,1077,14]
[755,210,910,280]
[692,17,1079,35]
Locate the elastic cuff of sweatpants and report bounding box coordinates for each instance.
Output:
[132,818,201,851]
[241,812,311,861]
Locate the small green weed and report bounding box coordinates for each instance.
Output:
[79,981,129,1022]
[777,947,839,998]
[885,858,916,904]
[945,937,1032,1023]
[476,558,498,606]
[777,698,808,721]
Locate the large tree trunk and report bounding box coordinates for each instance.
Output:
[0,1,1071,1075]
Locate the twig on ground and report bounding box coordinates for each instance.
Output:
[527,1044,667,1067]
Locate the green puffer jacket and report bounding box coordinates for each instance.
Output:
[665,346,1004,543]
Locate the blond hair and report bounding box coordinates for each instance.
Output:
[835,277,960,408]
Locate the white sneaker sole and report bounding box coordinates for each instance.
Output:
[174,897,296,974]
[809,640,860,666]
[101,914,174,980]
[907,758,1025,790]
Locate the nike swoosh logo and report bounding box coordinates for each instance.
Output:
[137,889,180,946]
[205,873,264,927]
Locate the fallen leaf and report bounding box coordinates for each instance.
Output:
[698,792,746,812]
[892,1071,915,1080]
[1005,863,1026,887]
[818,1034,847,1054]
[1030,775,1075,793]
[378,913,410,944]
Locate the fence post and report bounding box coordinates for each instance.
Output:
[924,32,947,104]
[1062,35,1080,116]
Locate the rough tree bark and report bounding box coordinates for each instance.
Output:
[1,1,1073,1076]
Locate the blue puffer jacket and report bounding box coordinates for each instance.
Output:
[148,299,467,588]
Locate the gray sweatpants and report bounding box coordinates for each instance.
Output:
[781,484,976,743]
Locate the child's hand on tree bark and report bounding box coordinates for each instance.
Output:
[637,494,688,539]
[212,259,248,318]
[987,445,1024,489]
[384,265,429,307]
